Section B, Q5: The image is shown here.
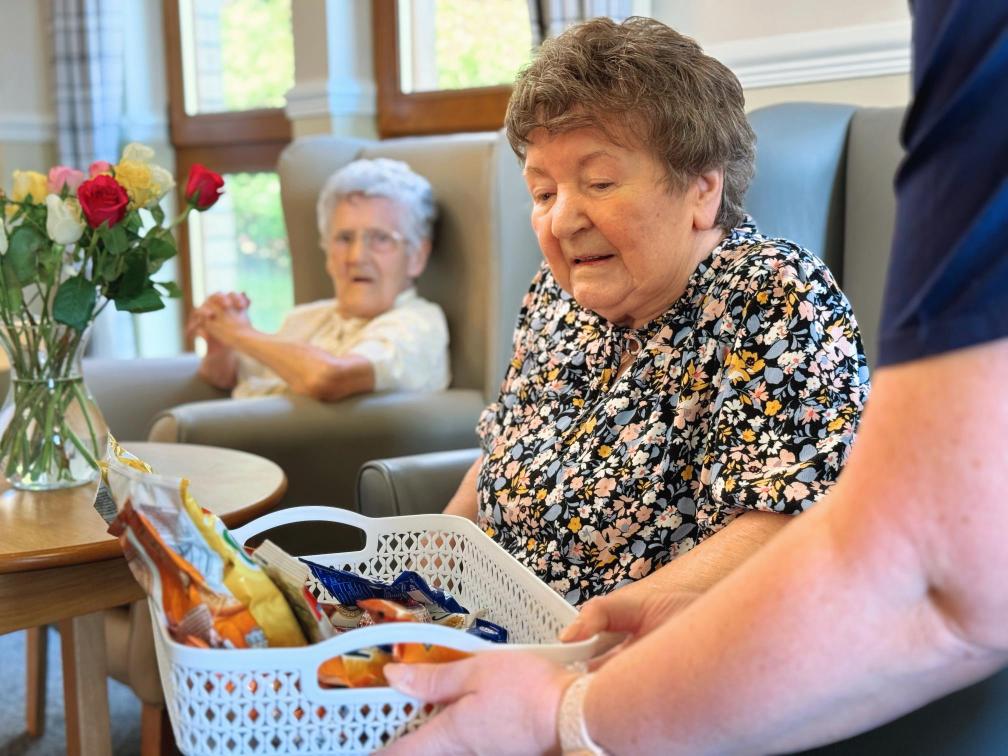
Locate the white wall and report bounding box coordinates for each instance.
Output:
[651,0,912,110]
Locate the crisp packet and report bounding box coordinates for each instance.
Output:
[97,436,306,649]
[251,540,335,644]
[304,560,509,643]
[303,563,467,614]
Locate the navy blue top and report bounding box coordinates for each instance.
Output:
[878,0,1008,365]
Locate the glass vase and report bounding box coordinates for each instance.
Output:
[0,321,108,490]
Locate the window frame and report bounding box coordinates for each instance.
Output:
[162,0,293,330]
[372,0,514,138]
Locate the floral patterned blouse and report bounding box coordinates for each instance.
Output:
[476,220,870,605]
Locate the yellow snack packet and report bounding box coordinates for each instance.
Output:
[97,436,306,648]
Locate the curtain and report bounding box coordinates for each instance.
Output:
[50,0,137,358]
[527,0,633,45]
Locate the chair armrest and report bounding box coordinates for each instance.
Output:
[356,448,481,518]
[83,355,226,442]
[149,388,483,508]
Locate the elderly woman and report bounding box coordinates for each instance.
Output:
[442,17,869,607]
[188,158,449,401]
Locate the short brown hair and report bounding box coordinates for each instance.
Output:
[505,16,755,229]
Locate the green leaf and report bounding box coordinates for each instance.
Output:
[95,252,124,285]
[0,260,23,311]
[113,253,148,299]
[149,203,166,226]
[124,213,143,234]
[145,236,176,264]
[154,280,183,298]
[6,226,45,284]
[114,284,164,313]
[98,223,130,255]
[53,275,97,331]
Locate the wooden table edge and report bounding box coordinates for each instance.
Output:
[0,473,287,574]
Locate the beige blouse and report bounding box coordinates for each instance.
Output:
[232,288,450,398]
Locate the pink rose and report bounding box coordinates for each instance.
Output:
[47,166,85,194]
[88,160,113,178]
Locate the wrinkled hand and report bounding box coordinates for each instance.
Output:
[560,587,699,668]
[186,291,251,349]
[381,652,576,755]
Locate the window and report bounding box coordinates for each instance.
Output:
[374,0,532,137]
[164,0,294,336]
[397,0,533,93]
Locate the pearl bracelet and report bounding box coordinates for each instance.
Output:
[558,673,610,755]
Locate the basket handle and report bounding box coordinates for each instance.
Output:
[230,505,372,546]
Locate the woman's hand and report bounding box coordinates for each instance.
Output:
[188,291,252,348]
[381,652,576,755]
[561,588,698,645]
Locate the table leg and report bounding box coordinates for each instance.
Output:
[25,625,48,736]
[59,612,112,756]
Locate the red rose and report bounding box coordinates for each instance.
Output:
[76,175,129,228]
[185,164,224,210]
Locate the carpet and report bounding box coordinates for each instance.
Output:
[0,627,142,755]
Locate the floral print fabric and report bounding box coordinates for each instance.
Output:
[477,220,870,605]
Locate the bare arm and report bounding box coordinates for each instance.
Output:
[442,455,481,520]
[583,340,1008,754]
[196,295,375,402]
[196,341,239,390]
[564,509,791,640]
[225,327,375,401]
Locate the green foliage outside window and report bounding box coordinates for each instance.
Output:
[433,0,533,90]
[225,173,293,334]
[219,0,294,111]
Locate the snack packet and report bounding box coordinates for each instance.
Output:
[96,436,306,649]
[251,540,335,644]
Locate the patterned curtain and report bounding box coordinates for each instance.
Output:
[50,0,136,357]
[527,0,632,45]
[50,0,126,167]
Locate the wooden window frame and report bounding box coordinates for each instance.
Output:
[162,0,292,328]
[373,0,513,138]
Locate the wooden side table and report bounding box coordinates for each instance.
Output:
[0,442,287,756]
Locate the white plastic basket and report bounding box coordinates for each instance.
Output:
[150,506,616,755]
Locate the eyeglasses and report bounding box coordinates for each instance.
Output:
[330,227,406,255]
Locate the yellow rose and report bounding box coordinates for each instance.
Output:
[114,160,157,208]
[12,170,48,203]
[114,143,174,208]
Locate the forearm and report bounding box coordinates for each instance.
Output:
[442,456,481,520]
[584,343,1008,754]
[198,347,238,390]
[230,328,374,401]
[628,510,791,597]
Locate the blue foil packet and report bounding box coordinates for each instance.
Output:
[302,561,508,643]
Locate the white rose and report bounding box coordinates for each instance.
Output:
[150,164,175,202]
[45,194,86,245]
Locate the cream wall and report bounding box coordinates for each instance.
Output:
[651,0,913,110]
[0,1,56,180]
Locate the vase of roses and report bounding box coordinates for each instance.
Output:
[0,145,224,489]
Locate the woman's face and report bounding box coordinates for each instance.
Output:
[324,196,429,319]
[524,127,723,328]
